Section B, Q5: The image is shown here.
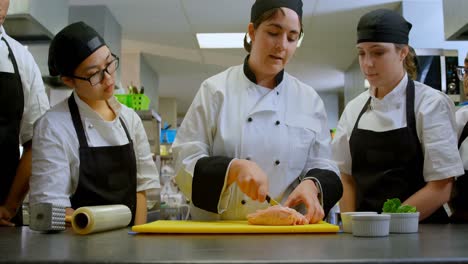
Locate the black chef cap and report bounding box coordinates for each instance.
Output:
[48,21,106,76]
[251,0,303,22]
[357,9,412,44]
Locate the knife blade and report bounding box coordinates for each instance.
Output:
[265,195,280,206]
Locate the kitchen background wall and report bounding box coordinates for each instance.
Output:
[6,0,468,129]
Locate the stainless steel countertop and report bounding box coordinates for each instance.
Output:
[2,224,468,263]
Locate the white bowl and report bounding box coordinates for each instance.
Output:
[341,211,377,233]
[352,214,390,237]
[383,212,420,233]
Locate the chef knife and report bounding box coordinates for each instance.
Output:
[266,195,280,206]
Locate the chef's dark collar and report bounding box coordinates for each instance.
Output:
[243,55,284,86]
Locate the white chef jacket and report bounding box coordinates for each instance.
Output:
[332,74,464,181]
[173,64,339,220]
[29,92,160,206]
[455,106,468,170]
[0,26,49,145]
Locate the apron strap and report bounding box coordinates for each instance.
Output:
[352,96,372,131]
[405,79,424,168]
[68,95,89,148]
[354,80,417,134]
[68,95,133,147]
[406,79,417,132]
[1,37,22,85]
[459,122,468,149]
[118,117,132,143]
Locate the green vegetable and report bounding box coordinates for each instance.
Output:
[396,205,417,213]
[382,198,417,213]
[382,198,401,213]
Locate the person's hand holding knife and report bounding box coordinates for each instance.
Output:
[227,159,269,203]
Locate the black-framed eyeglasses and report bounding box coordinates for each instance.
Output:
[456,66,468,81]
[71,54,119,86]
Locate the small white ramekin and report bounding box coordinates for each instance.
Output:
[341,211,377,233]
[383,212,420,233]
[351,214,390,237]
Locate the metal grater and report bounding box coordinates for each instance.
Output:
[29,203,66,232]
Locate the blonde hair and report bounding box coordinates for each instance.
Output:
[395,44,418,80]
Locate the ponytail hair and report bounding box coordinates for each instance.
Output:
[396,44,418,80]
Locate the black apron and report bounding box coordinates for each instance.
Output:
[0,37,24,225]
[68,95,137,225]
[450,123,468,222]
[349,79,448,223]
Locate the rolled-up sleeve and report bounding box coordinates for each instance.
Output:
[418,95,464,181]
[173,81,232,214]
[132,113,161,192]
[30,117,71,207]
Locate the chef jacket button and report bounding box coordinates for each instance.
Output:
[275,120,280,125]
[246,157,251,160]
[276,91,279,95]
[241,200,246,205]
[247,117,253,122]
[275,160,280,165]
[88,124,93,129]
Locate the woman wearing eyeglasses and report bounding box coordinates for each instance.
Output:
[29,22,160,225]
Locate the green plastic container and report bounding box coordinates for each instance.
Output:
[115,94,150,110]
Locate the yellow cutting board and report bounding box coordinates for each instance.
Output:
[132,220,339,234]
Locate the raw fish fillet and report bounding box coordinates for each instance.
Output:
[247,205,308,225]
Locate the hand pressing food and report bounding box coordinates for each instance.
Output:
[247,205,308,225]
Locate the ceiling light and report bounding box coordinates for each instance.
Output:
[196,33,303,49]
[196,33,245,49]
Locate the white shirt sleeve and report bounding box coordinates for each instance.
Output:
[131,112,161,192]
[30,116,72,207]
[173,81,232,213]
[332,106,353,175]
[302,97,340,176]
[17,45,49,145]
[418,93,464,181]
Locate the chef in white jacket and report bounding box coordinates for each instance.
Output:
[173,0,342,224]
[0,0,49,226]
[29,22,160,225]
[332,9,463,223]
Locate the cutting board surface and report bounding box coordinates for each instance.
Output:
[132,220,339,234]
